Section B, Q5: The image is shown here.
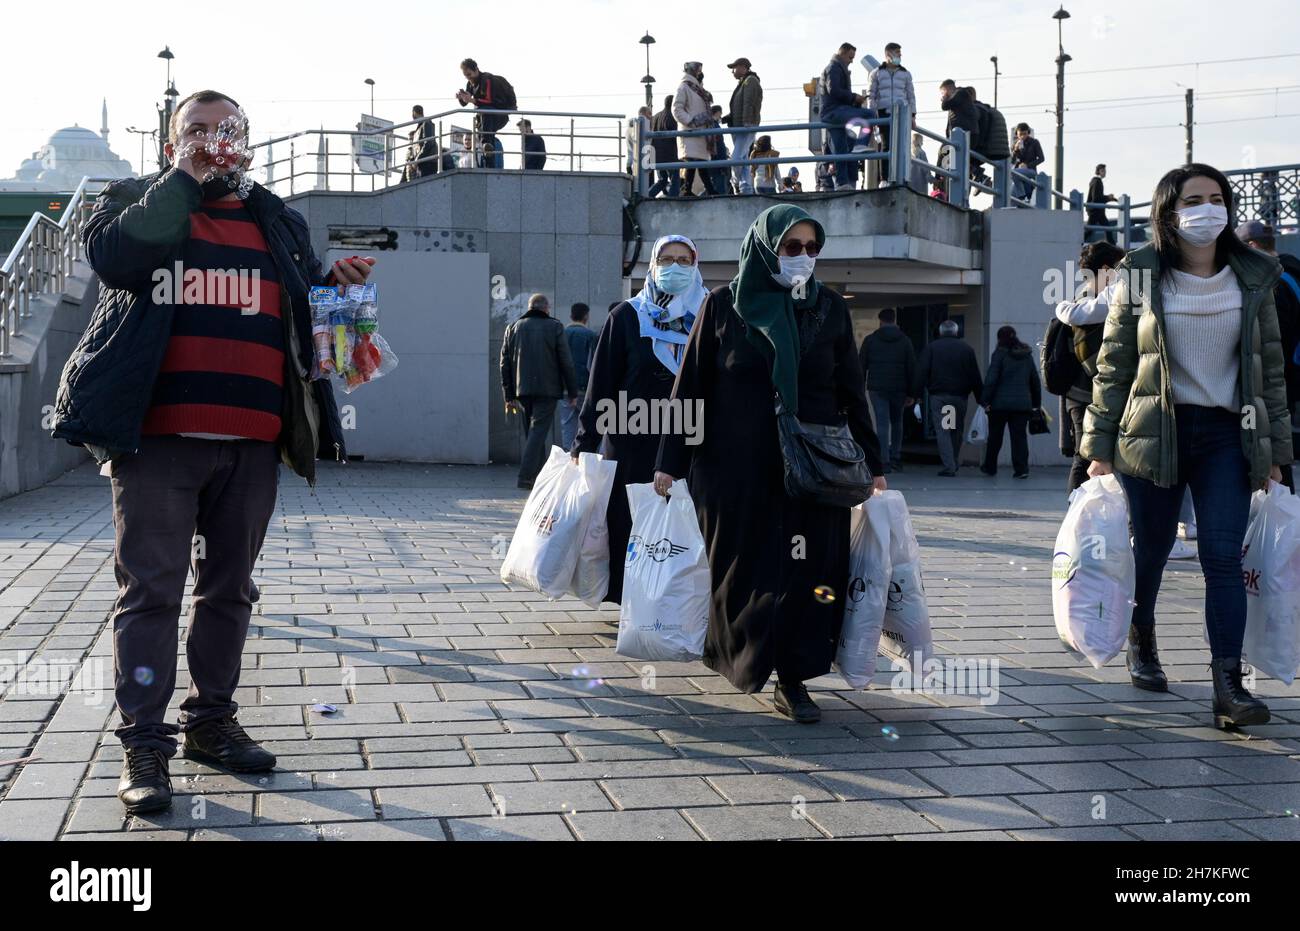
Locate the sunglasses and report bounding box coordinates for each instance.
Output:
[779,240,822,257]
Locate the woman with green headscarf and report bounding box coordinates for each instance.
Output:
[655,204,887,723]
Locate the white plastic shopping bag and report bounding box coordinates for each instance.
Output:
[1241,482,1300,684]
[616,480,710,661]
[878,491,932,671]
[966,406,989,446]
[835,494,892,688]
[1051,474,1136,668]
[568,452,618,608]
[500,447,594,599]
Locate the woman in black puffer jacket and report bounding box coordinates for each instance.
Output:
[981,325,1042,479]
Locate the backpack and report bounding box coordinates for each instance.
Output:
[976,103,1010,160]
[1041,318,1083,396]
[1072,323,1104,378]
[490,73,517,111]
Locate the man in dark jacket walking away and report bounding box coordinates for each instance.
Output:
[501,293,579,488]
[457,58,516,168]
[51,90,369,816]
[912,319,983,475]
[1238,219,1300,490]
[560,302,597,450]
[980,326,1041,479]
[859,308,916,472]
[647,95,682,198]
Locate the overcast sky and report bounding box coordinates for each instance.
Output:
[5,0,1298,201]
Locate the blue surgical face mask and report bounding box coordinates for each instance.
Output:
[654,263,695,294]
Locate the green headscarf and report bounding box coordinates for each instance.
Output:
[729,204,825,412]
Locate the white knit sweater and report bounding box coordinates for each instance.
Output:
[1160,266,1242,411]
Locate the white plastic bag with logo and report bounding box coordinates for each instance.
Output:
[1051,474,1135,668]
[966,406,989,446]
[616,480,710,661]
[568,452,618,608]
[501,447,593,599]
[836,495,892,688]
[878,491,932,671]
[1241,482,1300,685]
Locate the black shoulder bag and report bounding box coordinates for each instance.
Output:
[772,292,874,508]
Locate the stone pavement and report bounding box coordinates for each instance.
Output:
[1,459,1299,842]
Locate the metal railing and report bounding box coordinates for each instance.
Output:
[0,176,113,358]
[249,107,627,197]
[635,103,1055,211]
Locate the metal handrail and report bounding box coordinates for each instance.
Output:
[0,175,114,358]
[248,107,628,196]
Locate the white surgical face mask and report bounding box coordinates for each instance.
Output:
[773,254,817,289]
[1175,202,1228,247]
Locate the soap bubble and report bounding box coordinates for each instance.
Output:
[813,585,836,604]
[133,667,154,686]
[881,726,900,741]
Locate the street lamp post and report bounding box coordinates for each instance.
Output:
[1052,6,1071,209]
[364,77,376,114]
[639,32,656,110]
[990,56,1000,109]
[126,126,157,175]
[156,46,177,170]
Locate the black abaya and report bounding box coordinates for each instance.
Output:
[571,301,681,604]
[656,285,883,692]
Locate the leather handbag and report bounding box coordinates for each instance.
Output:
[1028,407,1051,435]
[776,399,874,508]
[771,291,873,508]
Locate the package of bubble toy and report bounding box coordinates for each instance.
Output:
[306,283,398,392]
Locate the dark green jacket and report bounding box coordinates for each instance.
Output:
[1080,243,1293,488]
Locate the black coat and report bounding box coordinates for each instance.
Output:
[942,87,980,138]
[657,285,883,693]
[983,344,1042,412]
[859,325,916,396]
[572,302,680,604]
[52,169,345,484]
[912,334,983,402]
[500,309,578,401]
[650,108,679,166]
[1276,252,1300,413]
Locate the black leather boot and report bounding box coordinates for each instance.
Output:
[118,747,172,814]
[183,715,276,773]
[1210,658,1270,730]
[773,681,821,724]
[1126,624,1168,692]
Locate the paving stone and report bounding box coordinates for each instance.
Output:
[448,814,574,841]
[684,803,824,840]
[600,776,728,809]
[256,789,376,824]
[566,808,702,841]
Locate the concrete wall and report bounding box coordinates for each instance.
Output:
[982,206,1086,468]
[633,187,979,270]
[0,270,94,500]
[320,250,490,463]
[288,169,627,463]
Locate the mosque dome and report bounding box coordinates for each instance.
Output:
[3,102,136,191]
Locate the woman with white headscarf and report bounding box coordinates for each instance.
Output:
[570,234,709,604]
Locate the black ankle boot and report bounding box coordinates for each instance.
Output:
[1126,624,1168,692]
[1210,658,1270,730]
[773,681,821,724]
[183,715,276,773]
[118,747,172,814]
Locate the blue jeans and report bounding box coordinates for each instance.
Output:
[647,169,681,198]
[730,130,756,194]
[1012,168,1035,201]
[1118,405,1252,659]
[559,394,582,452]
[822,105,874,188]
[869,391,905,467]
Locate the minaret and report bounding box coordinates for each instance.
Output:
[316,125,328,190]
[101,98,109,144]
